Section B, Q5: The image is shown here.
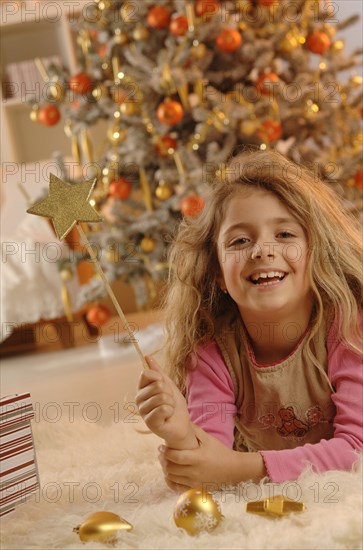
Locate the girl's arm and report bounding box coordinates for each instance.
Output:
[159,424,267,489]
[162,327,362,486]
[186,341,237,447]
[259,330,363,482]
[159,341,267,488]
[137,348,265,491]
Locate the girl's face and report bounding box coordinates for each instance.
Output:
[216,189,313,322]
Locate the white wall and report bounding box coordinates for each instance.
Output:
[336,0,363,74]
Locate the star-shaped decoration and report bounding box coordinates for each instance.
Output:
[246,495,306,517]
[27,174,102,240]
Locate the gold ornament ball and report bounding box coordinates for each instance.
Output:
[98,0,112,10]
[155,183,173,201]
[133,24,150,41]
[280,33,299,52]
[140,236,156,253]
[107,125,127,144]
[119,102,139,115]
[191,43,208,59]
[29,108,39,122]
[60,268,73,282]
[174,488,223,536]
[304,101,319,120]
[120,2,135,22]
[48,81,65,101]
[346,178,355,188]
[92,84,108,101]
[73,511,132,543]
[105,247,121,263]
[114,29,128,44]
[240,120,258,136]
[353,132,363,147]
[236,0,252,12]
[331,40,344,52]
[350,75,363,88]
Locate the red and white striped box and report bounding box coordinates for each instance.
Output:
[0,393,40,517]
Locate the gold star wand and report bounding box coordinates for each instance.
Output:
[27,173,149,370]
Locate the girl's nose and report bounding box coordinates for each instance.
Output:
[250,242,275,260]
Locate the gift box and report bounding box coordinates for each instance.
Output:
[0,393,40,517]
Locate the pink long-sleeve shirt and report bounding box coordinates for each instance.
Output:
[186,320,363,483]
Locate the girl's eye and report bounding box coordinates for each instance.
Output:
[277,231,295,238]
[230,237,250,246]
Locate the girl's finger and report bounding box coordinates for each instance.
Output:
[164,477,189,493]
[145,355,162,371]
[137,369,163,390]
[163,448,195,466]
[143,404,174,425]
[165,473,192,486]
[136,377,166,399]
[135,380,171,405]
[138,393,174,416]
[161,458,192,477]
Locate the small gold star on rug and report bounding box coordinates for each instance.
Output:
[246,495,306,517]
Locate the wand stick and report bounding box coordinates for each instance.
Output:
[77,225,149,370]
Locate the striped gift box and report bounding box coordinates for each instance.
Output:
[0,393,40,517]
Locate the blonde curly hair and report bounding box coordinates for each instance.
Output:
[162,149,362,394]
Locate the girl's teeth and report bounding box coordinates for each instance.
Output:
[258,279,282,286]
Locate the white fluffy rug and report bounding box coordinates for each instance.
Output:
[1,418,362,550]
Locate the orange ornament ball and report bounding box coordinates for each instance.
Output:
[155,135,177,156]
[256,72,279,96]
[257,0,277,6]
[195,0,220,17]
[306,31,331,55]
[157,99,184,126]
[180,195,205,218]
[38,104,61,126]
[69,72,93,95]
[98,44,107,58]
[257,120,282,143]
[71,99,81,110]
[216,29,242,53]
[112,85,129,104]
[108,178,132,200]
[86,305,113,327]
[147,6,171,29]
[170,15,189,36]
[89,29,98,40]
[354,169,363,191]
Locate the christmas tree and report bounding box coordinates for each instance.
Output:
[30,0,363,315]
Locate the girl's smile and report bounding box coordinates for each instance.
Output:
[247,270,288,290]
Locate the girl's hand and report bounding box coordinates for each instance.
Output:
[135,356,198,450]
[158,424,267,490]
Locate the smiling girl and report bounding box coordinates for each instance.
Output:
[136,150,363,491]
